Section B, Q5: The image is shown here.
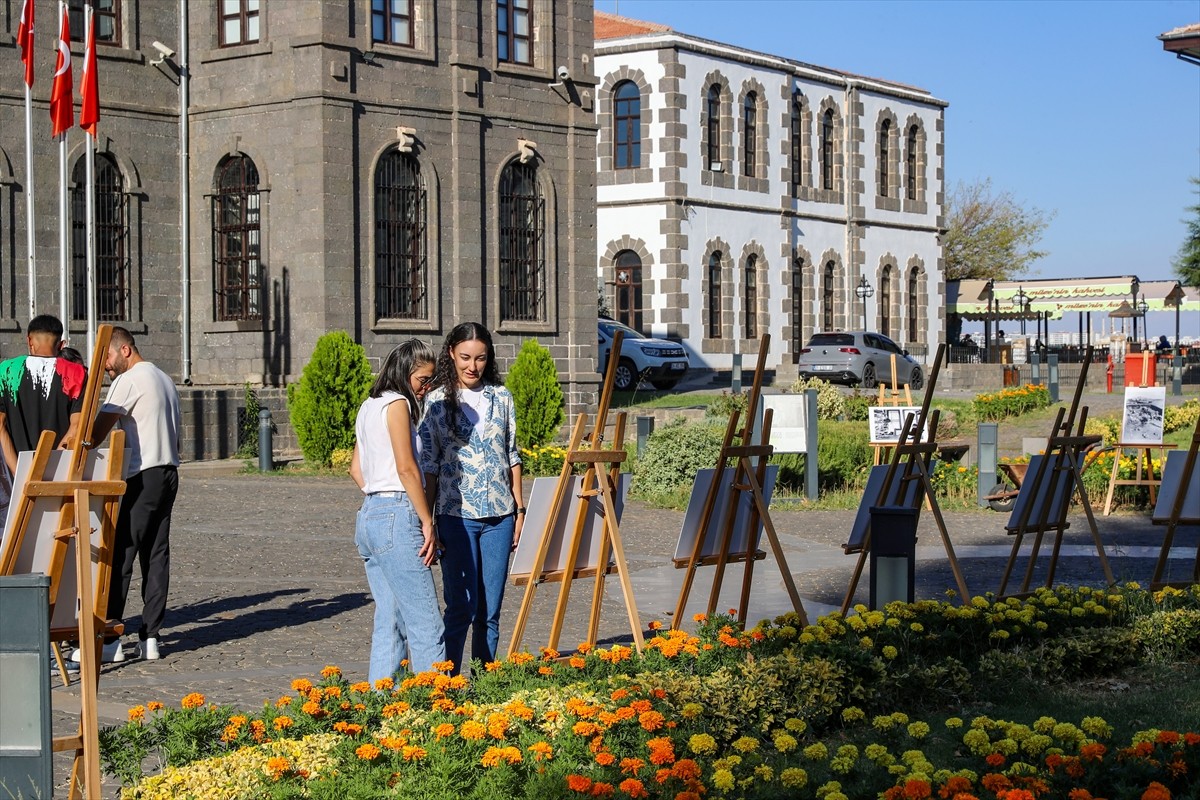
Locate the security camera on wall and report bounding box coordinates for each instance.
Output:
[149,40,175,65]
[556,65,571,81]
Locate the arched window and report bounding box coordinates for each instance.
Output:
[499,160,545,322]
[790,255,804,362]
[880,266,893,337]
[907,268,920,342]
[790,93,803,197]
[879,119,890,197]
[71,152,127,320]
[822,261,835,330]
[614,250,643,332]
[706,85,721,170]
[906,125,919,201]
[821,109,834,191]
[707,251,722,338]
[375,150,426,320]
[213,154,262,321]
[742,92,757,178]
[613,81,641,169]
[744,254,757,338]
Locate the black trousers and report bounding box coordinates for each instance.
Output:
[106,465,179,640]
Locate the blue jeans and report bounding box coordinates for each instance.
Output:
[355,493,445,682]
[438,514,515,674]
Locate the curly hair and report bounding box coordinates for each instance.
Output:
[431,322,502,437]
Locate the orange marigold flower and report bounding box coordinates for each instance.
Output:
[180,693,206,710]
[648,621,663,631]
[902,778,932,799]
[647,737,675,765]
[481,745,523,767]
[431,659,456,673]
[596,752,616,766]
[615,707,636,721]
[620,757,646,775]
[591,782,615,797]
[577,642,593,654]
[510,652,535,666]
[485,660,504,672]
[569,656,587,669]
[290,679,313,693]
[674,793,702,800]
[382,701,410,717]
[693,613,707,623]
[619,778,649,798]
[432,697,456,712]
[1156,731,1181,746]
[380,736,405,750]
[997,791,1035,800]
[629,699,652,714]
[981,774,1011,792]
[540,648,560,660]
[273,716,293,731]
[339,701,351,711]
[323,686,342,699]
[1185,733,1200,746]
[567,775,594,793]
[301,700,322,716]
[355,743,381,761]
[1067,790,1094,800]
[672,759,701,781]
[610,689,629,701]
[374,677,394,691]
[146,701,164,712]
[249,720,266,742]
[539,665,554,676]
[402,744,427,761]
[276,696,293,708]
[638,711,665,732]
[940,776,973,796]
[1141,781,1172,800]
[573,721,601,738]
[350,681,371,693]
[650,689,666,699]
[449,675,469,690]
[461,720,487,740]
[320,665,341,679]
[434,723,455,738]
[1080,743,1107,762]
[128,705,146,722]
[264,756,290,779]
[529,741,554,761]
[986,753,1007,768]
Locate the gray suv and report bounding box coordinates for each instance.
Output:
[796,331,923,389]
[598,318,689,391]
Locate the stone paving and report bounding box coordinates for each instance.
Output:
[47,458,1197,796]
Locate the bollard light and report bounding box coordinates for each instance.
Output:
[635,415,655,458]
[869,506,917,609]
[731,352,743,394]
[805,388,820,501]
[0,575,52,798]
[259,408,274,472]
[977,423,998,508]
[1030,353,1041,385]
[1048,354,1060,403]
[1173,353,1183,397]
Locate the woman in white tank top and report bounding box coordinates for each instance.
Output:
[349,340,446,681]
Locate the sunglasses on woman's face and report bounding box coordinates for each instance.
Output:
[416,375,434,388]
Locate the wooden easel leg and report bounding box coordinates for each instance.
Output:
[586,472,618,647]
[69,491,102,800]
[997,532,1024,597]
[1019,529,1046,595]
[742,467,808,626]
[52,641,72,687]
[1152,518,1178,586]
[1144,448,1157,506]
[841,546,871,614]
[595,477,644,652]
[547,468,597,652]
[915,461,970,602]
[1102,448,1120,516]
[1073,469,1115,586]
[705,463,746,618]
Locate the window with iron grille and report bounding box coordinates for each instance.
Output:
[498,160,544,322]
[707,251,721,338]
[68,0,119,45]
[880,266,892,337]
[879,119,890,197]
[613,81,641,169]
[790,256,803,361]
[371,0,413,46]
[907,268,919,340]
[790,95,803,197]
[614,250,643,332]
[821,110,834,191]
[70,152,127,320]
[906,125,919,201]
[212,156,263,322]
[375,151,426,320]
[220,0,261,47]
[822,261,835,330]
[744,254,757,338]
[497,0,531,64]
[705,85,721,170]
[742,92,757,178]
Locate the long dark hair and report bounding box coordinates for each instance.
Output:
[369,339,436,424]
[432,322,502,435]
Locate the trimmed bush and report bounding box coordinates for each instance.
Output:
[1165,397,1200,434]
[972,383,1051,421]
[704,390,748,421]
[789,376,846,420]
[505,339,565,449]
[286,331,373,467]
[632,418,725,498]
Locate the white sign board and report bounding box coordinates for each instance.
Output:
[759,394,808,453]
[1121,387,1166,445]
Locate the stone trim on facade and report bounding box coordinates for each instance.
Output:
[902,112,929,214]
[873,108,902,212]
[699,70,735,189]
[738,241,768,344]
[701,236,735,353]
[813,96,845,205]
[597,66,654,185]
[875,255,900,339]
[656,48,689,339]
[818,248,847,332]
[905,255,928,348]
[736,78,770,193]
[490,155,559,335]
[780,87,814,203]
[599,235,655,326]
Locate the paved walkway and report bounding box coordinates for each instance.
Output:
[42,447,1195,795]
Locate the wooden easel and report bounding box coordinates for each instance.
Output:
[507,329,644,655]
[840,344,970,613]
[871,360,913,465]
[0,324,127,800]
[996,350,1115,597]
[671,334,808,629]
[1150,415,1200,589]
[1102,441,1175,515]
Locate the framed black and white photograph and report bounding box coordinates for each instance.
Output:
[869,406,926,444]
[1121,387,1166,445]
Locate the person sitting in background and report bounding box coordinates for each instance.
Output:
[1157,335,1171,353]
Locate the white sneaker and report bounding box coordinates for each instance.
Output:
[137,637,161,660]
[70,640,125,663]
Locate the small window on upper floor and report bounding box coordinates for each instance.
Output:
[906,125,919,201]
[821,110,835,191]
[497,0,532,65]
[706,84,722,171]
[68,0,119,46]
[878,119,891,197]
[372,0,413,47]
[220,0,261,48]
[742,92,757,178]
[613,81,641,169]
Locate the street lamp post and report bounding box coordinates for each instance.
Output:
[1137,295,1149,349]
[1131,277,1140,348]
[1012,286,1029,335]
[855,275,874,331]
[983,279,995,363]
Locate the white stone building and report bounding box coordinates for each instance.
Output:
[593,12,947,379]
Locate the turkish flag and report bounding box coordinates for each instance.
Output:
[49,4,74,137]
[79,13,99,137]
[16,0,34,87]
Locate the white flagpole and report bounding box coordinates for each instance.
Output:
[85,5,97,360]
[59,132,69,338]
[24,84,36,320]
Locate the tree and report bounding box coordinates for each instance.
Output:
[286,331,373,467]
[942,178,1054,281]
[1174,177,1200,287]
[505,338,565,449]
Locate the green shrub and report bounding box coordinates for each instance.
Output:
[842,390,873,422]
[1085,415,1122,445]
[704,390,748,421]
[505,339,565,449]
[972,383,1051,421]
[632,418,726,498]
[286,331,373,467]
[815,420,871,490]
[236,383,263,459]
[789,377,845,420]
[1164,397,1200,434]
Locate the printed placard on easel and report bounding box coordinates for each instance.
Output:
[1121,386,1166,445]
[869,406,928,444]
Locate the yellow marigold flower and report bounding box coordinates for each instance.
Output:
[1081,716,1112,738]
[680,702,703,719]
[355,743,381,761]
[688,734,717,755]
[320,665,341,679]
[774,733,798,753]
[711,768,734,791]
[882,645,899,659]
[732,736,758,753]
[780,767,808,788]
[908,722,931,739]
[785,718,807,733]
[146,701,164,712]
[128,705,146,722]
[180,693,206,710]
[803,742,828,760]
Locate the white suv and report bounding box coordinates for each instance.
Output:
[598,318,690,391]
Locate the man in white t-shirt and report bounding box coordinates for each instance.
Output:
[80,327,182,663]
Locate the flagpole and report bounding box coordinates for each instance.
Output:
[59,132,69,338]
[84,6,97,361]
[24,85,36,321]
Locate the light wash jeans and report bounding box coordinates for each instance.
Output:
[355,492,445,682]
[438,513,515,675]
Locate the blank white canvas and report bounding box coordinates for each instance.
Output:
[510,474,631,579]
[673,466,779,563]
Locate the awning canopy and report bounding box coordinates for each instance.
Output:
[947,276,1187,321]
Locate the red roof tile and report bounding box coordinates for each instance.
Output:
[594,10,671,40]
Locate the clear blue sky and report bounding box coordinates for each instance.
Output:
[595,0,1200,295]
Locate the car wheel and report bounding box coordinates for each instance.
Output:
[988,482,1016,513]
[860,362,878,389]
[909,367,924,391]
[650,379,679,391]
[614,358,638,391]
